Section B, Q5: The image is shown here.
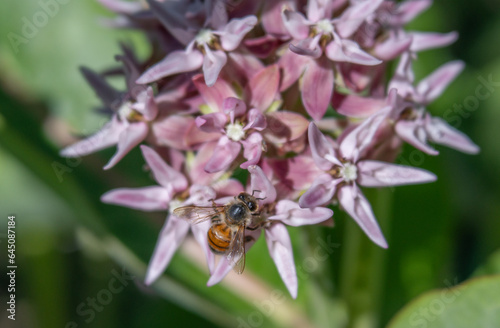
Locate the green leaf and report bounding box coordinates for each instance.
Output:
[472,249,500,277]
[387,275,500,328]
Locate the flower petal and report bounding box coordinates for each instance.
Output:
[373,34,413,61]
[219,15,258,51]
[337,184,387,248]
[146,0,196,45]
[395,119,439,155]
[204,137,241,173]
[281,9,310,40]
[301,57,334,120]
[244,108,267,131]
[388,52,415,99]
[270,200,333,226]
[336,0,384,38]
[339,106,390,162]
[193,74,237,112]
[130,88,156,121]
[306,0,335,22]
[137,49,203,84]
[289,36,322,58]
[190,220,215,274]
[223,97,247,118]
[79,66,121,109]
[265,223,298,298]
[392,0,432,26]
[248,165,277,204]
[299,174,339,208]
[140,145,188,191]
[206,257,232,286]
[261,0,295,39]
[212,178,245,197]
[145,215,190,285]
[60,117,125,157]
[227,51,265,80]
[333,94,386,118]
[185,184,217,206]
[425,116,480,154]
[97,0,143,14]
[265,111,309,142]
[278,50,310,91]
[104,122,149,170]
[153,115,206,150]
[326,39,382,66]
[240,132,263,169]
[249,64,280,111]
[308,123,338,170]
[203,48,228,87]
[416,60,464,104]
[409,31,458,52]
[267,154,324,191]
[195,112,227,133]
[357,160,437,187]
[101,186,171,211]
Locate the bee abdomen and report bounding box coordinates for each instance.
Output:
[207,223,232,254]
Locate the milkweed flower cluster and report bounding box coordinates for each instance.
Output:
[61,0,479,298]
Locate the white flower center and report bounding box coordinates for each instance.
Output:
[316,19,334,34]
[169,199,183,216]
[118,101,134,121]
[195,29,214,45]
[340,162,358,182]
[226,123,245,141]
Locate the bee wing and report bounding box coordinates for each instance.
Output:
[173,205,225,225]
[226,225,246,274]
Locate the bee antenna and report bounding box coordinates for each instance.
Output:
[251,190,262,197]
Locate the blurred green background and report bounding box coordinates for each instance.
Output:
[1,1,500,328]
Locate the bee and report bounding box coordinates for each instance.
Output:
[173,192,262,274]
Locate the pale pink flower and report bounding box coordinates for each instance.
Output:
[191,64,309,172]
[136,0,257,86]
[60,59,159,169]
[101,145,244,284]
[390,56,479,155]
[279,0,383,119]
[300,118,437,248]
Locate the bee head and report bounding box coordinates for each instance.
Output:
[237,192,259,213]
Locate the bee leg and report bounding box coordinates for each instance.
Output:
[208,198,218,211]
[247,221,265,231]
[244,236,254,243]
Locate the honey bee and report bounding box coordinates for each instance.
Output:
[173,192,262,274]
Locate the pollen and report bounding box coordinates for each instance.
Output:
[340,162,358,182]
[226,123,245,142]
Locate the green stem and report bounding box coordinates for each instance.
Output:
[340,188,393,328]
